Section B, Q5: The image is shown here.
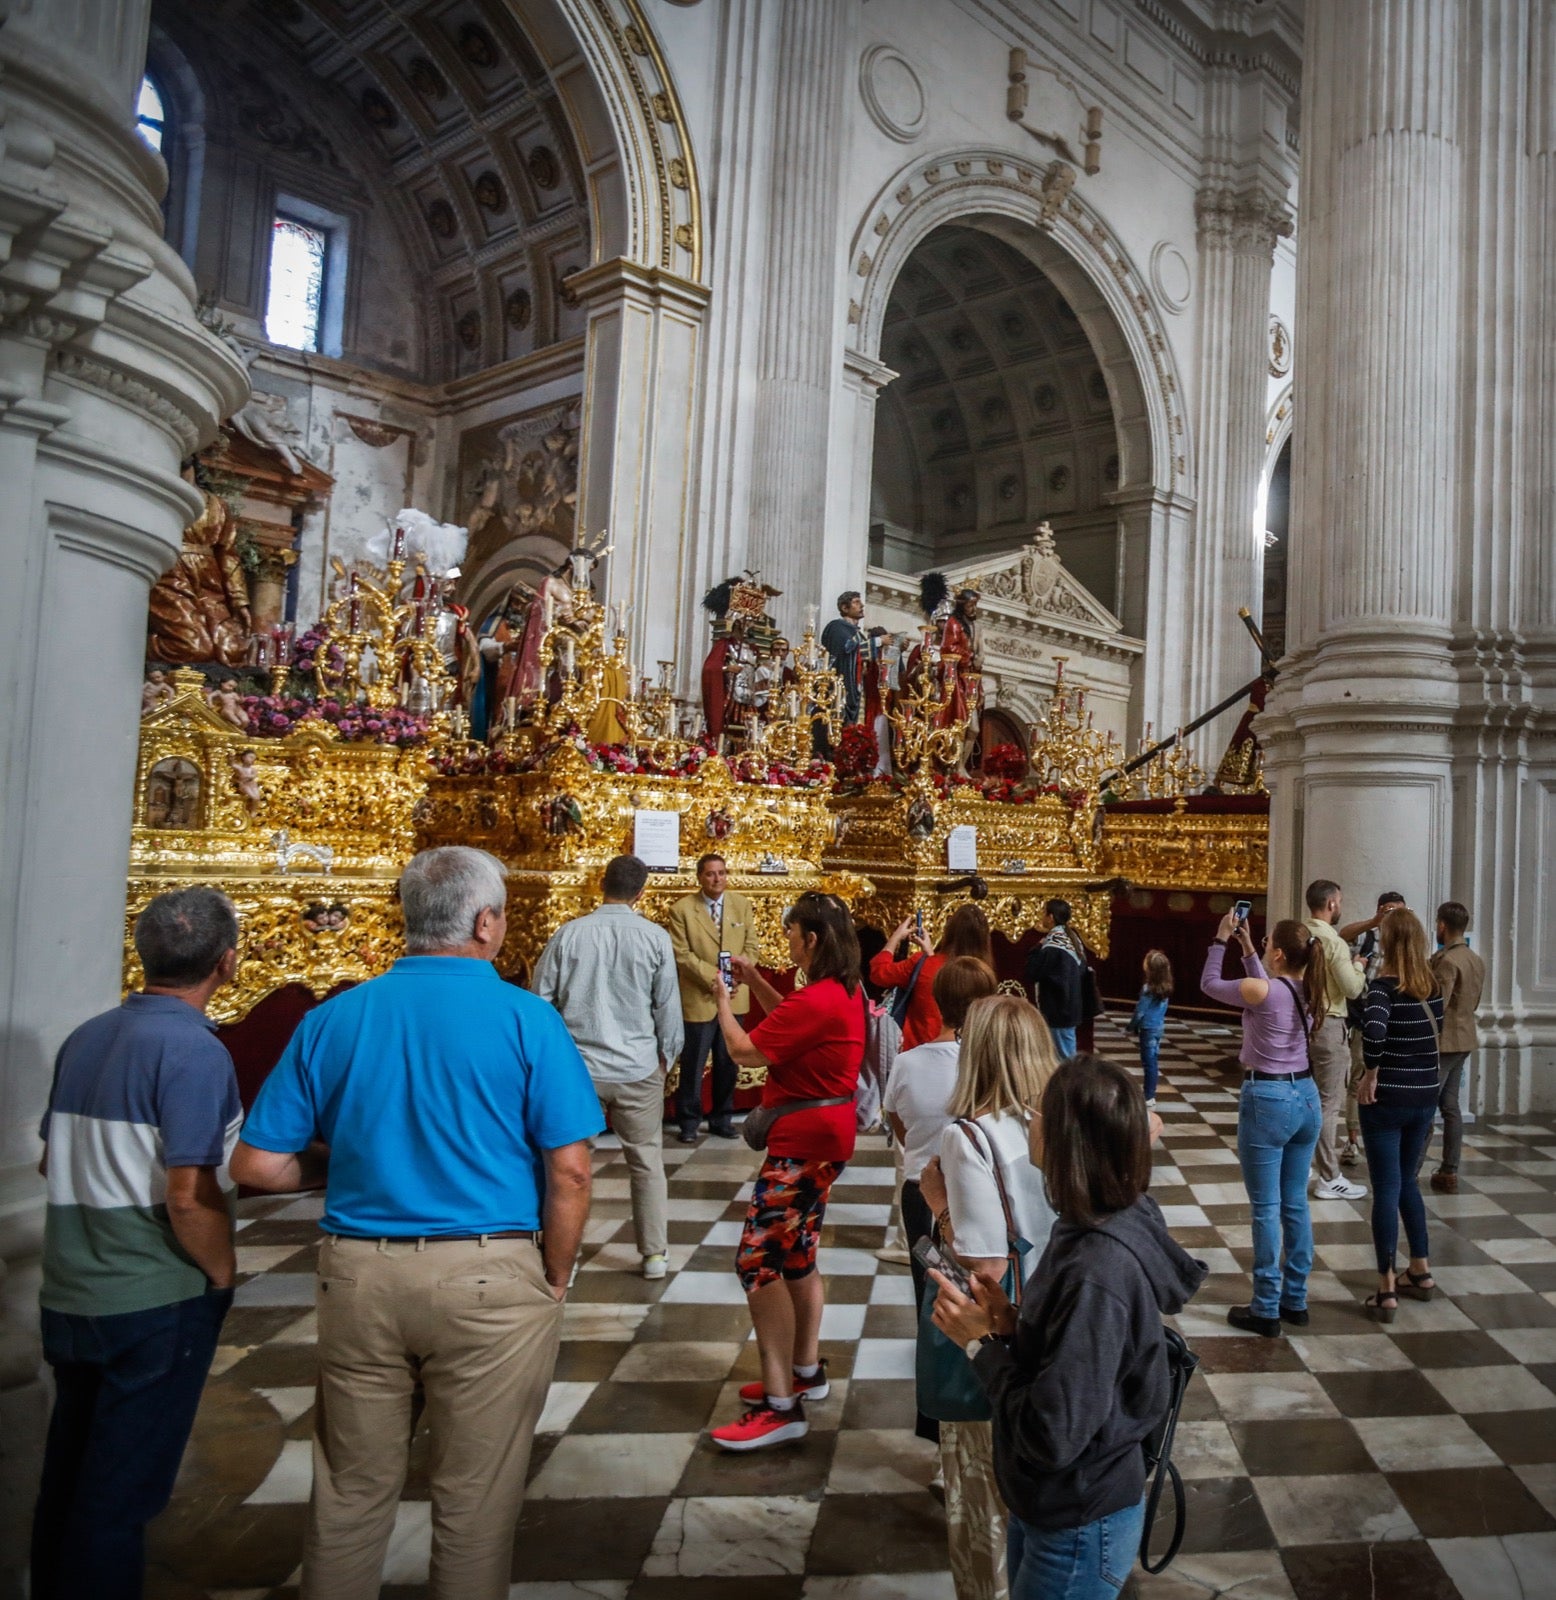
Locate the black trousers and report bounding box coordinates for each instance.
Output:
[676,1017,742,1128]
[901,1178,941,1445]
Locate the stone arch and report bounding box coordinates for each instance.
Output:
[516,0,704,283]
[1263,382,1294,483]
[849,151,1191,503]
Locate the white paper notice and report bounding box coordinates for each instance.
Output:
[947,825,978,872]
[633,809,681,869]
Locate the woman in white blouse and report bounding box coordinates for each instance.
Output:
[918,994,1059,1600]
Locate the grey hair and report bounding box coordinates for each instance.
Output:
[135,887,239,986]
[400,847,508,953]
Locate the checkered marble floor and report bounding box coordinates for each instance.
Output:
[145,1014,1556,1599]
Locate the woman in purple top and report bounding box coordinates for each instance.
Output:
[1201,913,1329,1338]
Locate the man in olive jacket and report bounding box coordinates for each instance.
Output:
[668,853,758,1141]
[1427,900,1486,1194]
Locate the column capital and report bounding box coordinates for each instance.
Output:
[1195,184,1293,258]
[840,347,898,395]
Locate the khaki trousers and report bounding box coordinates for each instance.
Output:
[302,1234,563,1600]
[940,1419,1009,1600]
[594,1069,669,1259]
[1309,1016,1350,1182]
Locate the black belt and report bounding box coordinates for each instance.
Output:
[1243,1068,1313,1083]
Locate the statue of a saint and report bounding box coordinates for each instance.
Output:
[147,491,253,666]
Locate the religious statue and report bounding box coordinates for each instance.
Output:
[508,564,574,706]
[820,591,884,726]
[141,670,174,717]
[230,748,264,814]
[474,582,531,738]
[147,490,253,667]
[917,572,985,773]
[700,578,740,741]
[207,678,250,731]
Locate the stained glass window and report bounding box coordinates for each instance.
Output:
[265,215,328,351]
[136,76,166,152]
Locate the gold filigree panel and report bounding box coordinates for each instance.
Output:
[1100,808,1268,893]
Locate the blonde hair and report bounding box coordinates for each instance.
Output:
[1380,907,1436,1002]
[947,994,1059,1121]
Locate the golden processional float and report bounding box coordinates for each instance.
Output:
[126,518,1268,1018]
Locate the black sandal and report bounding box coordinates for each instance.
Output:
[1365,1290,1398,1323]
[1398,1270,1435,1301]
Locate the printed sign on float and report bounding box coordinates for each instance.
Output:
[947,825,978,872]
[634,809,681,870]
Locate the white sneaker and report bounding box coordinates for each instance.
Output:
[1145,1098,1157,1110]
[1312,1176,1367,1201]
[641,1253,668,1280]
[875,1244,913,1266]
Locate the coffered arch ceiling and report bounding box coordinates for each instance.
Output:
[872,223,1122,602]
[153,0,598,381]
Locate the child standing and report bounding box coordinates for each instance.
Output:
[1126,950,1173,1107]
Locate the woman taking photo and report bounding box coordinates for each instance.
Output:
[1357,908,1444,1322]
[707,892,865,1450]
[1200,913,1327,1338]
[915,995,1058,1600]
[870,902,995,1050]
[930,1056,1206,1600]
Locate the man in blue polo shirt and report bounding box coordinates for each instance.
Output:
[232,845,601,1600]
[32,886,243,1600]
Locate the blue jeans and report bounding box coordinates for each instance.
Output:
[1237,1076,1323,1317]
[1359,1101,1435,1273]
[1137,1031,1162,1100]
[31,1288,232,1600]
[1049,1025,1077,1059]
[1008,1501,1145,1600]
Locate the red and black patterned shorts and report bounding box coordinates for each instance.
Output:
[735,1156,845,1291]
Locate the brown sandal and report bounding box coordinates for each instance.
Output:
[1398,1270,1435,1301]
[1365,1291,1398,1323]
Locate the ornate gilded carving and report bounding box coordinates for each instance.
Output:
[1100,801,1268,893]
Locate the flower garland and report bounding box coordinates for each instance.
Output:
[238,693,430,747]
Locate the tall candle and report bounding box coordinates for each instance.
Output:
[391,523,406,561]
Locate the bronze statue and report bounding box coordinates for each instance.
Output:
[147,491,253,666]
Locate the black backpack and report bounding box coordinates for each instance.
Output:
[1139,1325,1200,1574]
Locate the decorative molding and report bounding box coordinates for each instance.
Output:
[1195,185,1293,259]
[1268,314,1291,378]
[53,351,201,453]
[1150,240,1191,314]
[859,44,927,144]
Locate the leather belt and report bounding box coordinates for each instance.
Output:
[1242,1068,1313,1083]
[330,1230,541,1245]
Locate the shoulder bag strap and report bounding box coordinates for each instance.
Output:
[1274,974,1311,1043]
[954,1117,1024,1306]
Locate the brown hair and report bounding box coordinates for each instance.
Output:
[1267,918,1330,1037]
[1142,949,1173,999]
[1039,1054,1152,1228]
[783,892,861,994]
[1305,878,1341,913]
[941,903,994,969]
[1380,908,1436,1001]
[1436,900,1469,937]
[932,956,998,1032]
[695,852,726,875]
[947,994,1058,1121]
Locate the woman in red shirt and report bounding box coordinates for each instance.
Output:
[707,892,866,1451]
[869,903,996,1050]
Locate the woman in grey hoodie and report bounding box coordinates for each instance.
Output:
[931,1054,1206,1600]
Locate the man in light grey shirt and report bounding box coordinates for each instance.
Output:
[532,854,684,1278]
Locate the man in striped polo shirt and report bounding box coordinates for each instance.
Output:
[31,887,243,1600]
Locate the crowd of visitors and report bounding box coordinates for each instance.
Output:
[30,848,1487,1600]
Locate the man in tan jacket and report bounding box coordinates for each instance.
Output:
[1427,900,1486,1194]
[1304,878,1368,1201]
[668,853,758,1142]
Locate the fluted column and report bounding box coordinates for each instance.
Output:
[1264,0,1464,917]
[745,0,851,629]
[0,0,245,1568]
[1190,184,1290,737]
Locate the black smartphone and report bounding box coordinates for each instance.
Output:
[912,1236,972,1297]
[1232,900,1253,925]
[718,951,735,992]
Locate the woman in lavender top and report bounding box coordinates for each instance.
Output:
[1201,914,1329,1338]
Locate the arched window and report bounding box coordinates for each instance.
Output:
[135,76,167,153]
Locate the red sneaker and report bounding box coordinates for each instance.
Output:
[710,1400,809,1451]
[738,1360,829,1404]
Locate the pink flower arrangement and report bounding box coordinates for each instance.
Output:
[237,693,430,748]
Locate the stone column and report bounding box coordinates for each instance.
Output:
[0,1,245,1572]
[1260,1,1464,965]
[838,347,897,599]
[571,260,710,686]
[1189,185,1290,752]
[745,0,851,630]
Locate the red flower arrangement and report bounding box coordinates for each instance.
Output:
[834,723,879,779]
[982,742,1029,781]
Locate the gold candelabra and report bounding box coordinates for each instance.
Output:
[1028,658,1126,797]
[315,547,455,722]
[763,626,842,765]
[888,630,969,775]
[1115,720,1207,799]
